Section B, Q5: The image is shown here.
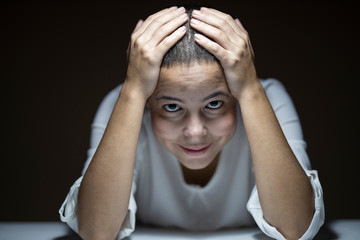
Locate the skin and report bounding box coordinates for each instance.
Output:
[77,7,189,240]
[77,6,315,240]
[191,8,314,239]
[148,62,237,186]
[149,62,237,170]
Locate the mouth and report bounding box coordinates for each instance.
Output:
[179,144,211,156]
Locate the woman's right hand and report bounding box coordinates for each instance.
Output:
[125,7,188,100]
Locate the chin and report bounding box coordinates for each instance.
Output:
[179,157,212,170]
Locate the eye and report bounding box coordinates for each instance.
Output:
[163,104,181,112]
[206,100,223,109]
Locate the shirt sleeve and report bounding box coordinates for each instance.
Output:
[246,79,325,240]
[58,84,138,239]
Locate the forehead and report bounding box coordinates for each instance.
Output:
[156,62,226,91]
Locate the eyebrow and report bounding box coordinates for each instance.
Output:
[155,96,184,102]
[202,91,230,101]
[155,91,230,102]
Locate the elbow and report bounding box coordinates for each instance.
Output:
[79,225,120,240]
[77,198,129,240]
[78,214,127,240]
[265,209,314,240]
[78,225,100,240]
[79,232,112,240]
[280,229,307,240]
[276,217,313,240]
[78,228,93,240]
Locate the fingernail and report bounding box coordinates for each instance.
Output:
[201,7,209,11]
[180,13,188,19]
[134,19,143,31]
[192,10,201,16]
[194,33,204,41]
[190,18,200,25]
[169,6,177,10]
[179,26,186,32]
[177,6,185,12]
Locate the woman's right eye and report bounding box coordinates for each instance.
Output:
[163,104,181,112]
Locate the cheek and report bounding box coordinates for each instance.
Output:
[151,112,180,141]
[211,107,237,137]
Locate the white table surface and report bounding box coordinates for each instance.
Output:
[0,220,359,240]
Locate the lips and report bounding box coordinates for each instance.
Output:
[179,144,211,156]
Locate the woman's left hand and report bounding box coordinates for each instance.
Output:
[191,8,258,101]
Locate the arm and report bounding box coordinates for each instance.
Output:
[77,7,187,240]
[191,8,314,239]
[238,81,314,239]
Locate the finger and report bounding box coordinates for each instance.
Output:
[190,18,234,50]
[140,7,186,44]
[200,7,248,39]
[192,9,241,45]
[235,18,255,60]
[155,26,187,59]
[127,19,144,62]
[148,12,188,46]
[193,33,229,63]
[194,7,253,61]
[133,7,176,38]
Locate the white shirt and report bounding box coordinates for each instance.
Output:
[59,78,325,239]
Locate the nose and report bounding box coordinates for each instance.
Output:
[183,115,207,137]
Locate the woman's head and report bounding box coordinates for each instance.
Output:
[161,5,219,67]
[148,5,237,170]
[149,62,237,170]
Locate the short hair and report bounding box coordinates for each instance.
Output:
[161,4,219,67]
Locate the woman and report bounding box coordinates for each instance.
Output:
[59,5,324,240]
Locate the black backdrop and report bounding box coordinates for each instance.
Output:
[2,1,359,221]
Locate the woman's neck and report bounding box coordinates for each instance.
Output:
[180,153,220,187]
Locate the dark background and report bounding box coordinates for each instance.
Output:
[1,1,359,222]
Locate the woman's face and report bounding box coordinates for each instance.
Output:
[148,62,237,170]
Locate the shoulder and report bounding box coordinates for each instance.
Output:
[259,78,294,106]
[259,78,287,92]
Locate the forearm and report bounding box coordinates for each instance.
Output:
[239,81,314,239]
[77,81,146,240]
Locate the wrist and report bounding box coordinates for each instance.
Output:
[237,80,265,106]
[120,80,148,106]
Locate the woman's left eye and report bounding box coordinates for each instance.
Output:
[206,100,223,109]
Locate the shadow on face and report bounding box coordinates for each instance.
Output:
[147,62,237,170]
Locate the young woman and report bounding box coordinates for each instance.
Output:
[59,5,324,240]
